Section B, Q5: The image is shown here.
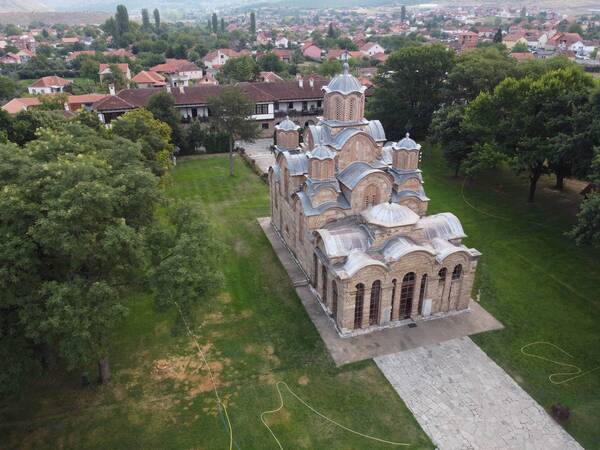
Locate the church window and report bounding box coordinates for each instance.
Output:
[354,283,364,329]
[399,272,415,319]
[452,264,463,280]
[418,274,428,314]
[364,185,379,208]
[322,265,328,303]
[331,281,338,317]
[390,279,397,321]
[348,97,356,121]
[335,97,343,120]
[369,280,381,325]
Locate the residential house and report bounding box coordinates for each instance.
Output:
[203,49,248,69]
[3,93,107,115]
[131,70,166,88]
[273,48,293,63]
[360,42,385,57]
[28,76,72,95]
[457,31,478,50]
[275,35,289,48]
[98,63,132,83]
[302,43,322,61]
[149,58,203,86]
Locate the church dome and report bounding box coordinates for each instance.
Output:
[323,63,366,95]
[362,202,420,228]
[394,133,421,151]
[308,145,335,160]
[275,116,300,132]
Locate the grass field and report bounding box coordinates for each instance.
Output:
[0,155,432,450]
[1,147,598,449]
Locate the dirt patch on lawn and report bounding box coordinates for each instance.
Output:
[297,375,310,386]
[232,238,250,257]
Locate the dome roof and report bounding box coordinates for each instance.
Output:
[323,63,366,95]
[275,116,300,132]
[308,145,335,160]
[362,202,420,228]
[394,133,421,151]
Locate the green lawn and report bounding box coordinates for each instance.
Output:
[2,147,598,449]
[0,155,432,450]
[423,146,600,449]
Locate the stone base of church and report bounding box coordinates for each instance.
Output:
[259,217,504,365]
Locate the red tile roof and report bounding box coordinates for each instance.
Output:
[30,75,72,88]
[132,70,166,85]
[150,58,200,74]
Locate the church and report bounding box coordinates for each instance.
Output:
[268,64,481,335]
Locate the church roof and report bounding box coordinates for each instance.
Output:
[338,250,387,278]
[276,115,300,131]
[308,145,335,160]
[366,120,386,142]
[382,236,435,263]
[281,152,308,176]
[338,162,387,189]
[362,202,420,228]
[417,213,467,240]
[316,226,371,258]
[322,63,367,95]
[394,133,421,151]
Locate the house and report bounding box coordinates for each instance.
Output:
[66,50,96,61]
[98,63,132,82]
[2,93,107,115]
[28,76,72,95]
[273,48,293,63]
[302,43,322,61]
[547,32,583,51]
[457,31,478,50]
[256,32,271,46]
[504,32,528,50]
[2,97,43,114]
[0,53,22,64]
[202,49,247,69]
[61,37,80,45]
[91,78,329,136]
[360,42,385,57]
[268,65,480,335]
[511,52,535,62]
[149,58,203,86]
[132,70,166,88]
[259,71,284,83]
[275,35,289,48]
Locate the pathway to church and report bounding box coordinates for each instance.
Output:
[375,337,583,450]
[239,138,274,175]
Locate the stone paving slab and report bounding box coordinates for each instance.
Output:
[259,217,504,366]
[375,337,583,450]
[239,139,274,175]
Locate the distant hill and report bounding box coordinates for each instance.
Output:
[0,0,50,12]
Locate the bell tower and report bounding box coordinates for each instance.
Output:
[275,116,300,149]
[322,63,367,123]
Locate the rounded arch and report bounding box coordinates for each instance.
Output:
[399,272,416,319]
[452,264,463,280]
[354,283,365,329]
[369,280,382,326]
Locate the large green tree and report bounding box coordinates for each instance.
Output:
[368,44,455,139]
[250,11,256,36]
[207,86,259,176]
[221,55,259,82]
[147,91,183,148]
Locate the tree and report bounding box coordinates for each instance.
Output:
[327,22,338,39]
[463,67,595,202]
[111,108,174,175]
[446,46,516,103]
[141,9,151,32]
[250,11,256,36]
[401,5,407,22]
[0,124,159,390]
[115,5,130,46]
[212,13,218,34]
[221,55,258,82]
[80,58,100,80]
[0,75,17,100]
[569,152,600,247]
[153,8,160,30]
[207,86,259,176]
[430,104,475,176]
[145,202,223,319]
[319,58,343,77]
[147,91,183,148]
[493,28,503,43]
[103,63,128,90]
[258,52,285,73]
[368,44,455,139]
[220,18,225,34]
[512,41,529,52]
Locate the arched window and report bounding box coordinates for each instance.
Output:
[364,185,379,208]
[313,254,318,288]
[354,283,364,329]
[369,280,381,326]
[418,274,428,315]
[438,268,447,286]
[331,280,338,318]
[390,279,397,321]
[452,264,463,280]
[335,97,343,120]
[348,97,356,121]
[399,272,416,319]
[322,264,328,304]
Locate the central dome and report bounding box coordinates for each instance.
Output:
[323,63,366,95]
[362,202,420,228]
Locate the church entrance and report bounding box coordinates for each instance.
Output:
[354,283,364,329]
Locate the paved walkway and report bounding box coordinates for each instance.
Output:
[239,139,274,175]
[376,338,583,450]
[259,217,504,366]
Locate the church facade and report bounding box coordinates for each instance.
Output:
[268,64,481,335]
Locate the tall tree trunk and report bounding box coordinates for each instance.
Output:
[454,163,460,178]
[98,357,111,384]
[555,172,565,191]
[528,170,541,203]
[229,135,235,177]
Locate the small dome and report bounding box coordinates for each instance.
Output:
[394,133,421,151]
[308,145,335,160]
[323,63,366,95]
[362,202,420,228]
[275,116,300,132]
